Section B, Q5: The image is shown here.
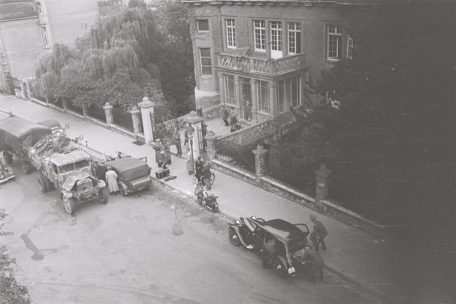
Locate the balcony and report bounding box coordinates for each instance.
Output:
[216,53,305,77]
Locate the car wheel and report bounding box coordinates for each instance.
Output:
[100,188,108,204]
[63,197,76,215]
[37,172,49,193]
[229,229,241,246]
[272,257,288,277]
[21,161,33,174]
[119,183,128,196]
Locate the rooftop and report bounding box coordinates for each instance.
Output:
[0,0,37,21]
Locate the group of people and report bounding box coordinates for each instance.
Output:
[222,108,242,133]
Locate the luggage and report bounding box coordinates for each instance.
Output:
[155,168,170,179]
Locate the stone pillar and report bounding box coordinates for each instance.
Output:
[234,75,241,117]
[205,131,217,161]
[139,96,156,144]
[103,102,113,125]
[218,72,225,104]
[82,103,88,118]
[250,78,258,122]
[252,144,268,183]
[184,111,204,161]
[268,81,277,118]
[62,99,68,112]
[129,106,141,136]
[282,20,288,57]
[314,163,332,210]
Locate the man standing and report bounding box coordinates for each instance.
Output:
[302,245,324,281]
[310,214,328,251]
[105,166,119,195]
[222,108,230,126]
[172,122,182,157]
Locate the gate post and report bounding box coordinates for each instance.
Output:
[129,105,141,136]
[62,99,68,112]
[253,144,268,183]
[139,96,156,144]
[184,111,204,161]
[103,102,113,125]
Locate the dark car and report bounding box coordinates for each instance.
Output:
[229,216,312,277]
[105,157,152,196]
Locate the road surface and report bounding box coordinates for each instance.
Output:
[0,165,380,304]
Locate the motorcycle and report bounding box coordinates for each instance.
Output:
[228,216,266,250]
[195,183,219,212]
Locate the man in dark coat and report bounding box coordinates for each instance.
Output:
[302,245,324,281]
[222,108,230,126]
[310,214,328,251]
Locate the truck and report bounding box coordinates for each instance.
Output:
[0,116,108,215]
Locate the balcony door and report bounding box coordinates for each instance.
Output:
[270,21,283,59]
[240,77,252,120]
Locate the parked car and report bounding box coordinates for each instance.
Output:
[228,216,314,277]
[105,157,152,196]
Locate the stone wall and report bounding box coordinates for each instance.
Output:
[212,158,386,238]
[202,103,224,120]
[217,119,274,146]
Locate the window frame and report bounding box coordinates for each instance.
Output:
[197,19,210,32]
[199,48,212,76]
[225,18,236,49]
[253,20,266,52]
[270,21,282,52]
[224,74,236,105]
[257,80,270,114]
[287,22,301,55]
[346,35,354,60]
[327,24,343,61]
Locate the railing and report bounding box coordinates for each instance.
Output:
[218,119,275,146]
[217,53,305,77]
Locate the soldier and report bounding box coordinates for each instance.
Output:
[310,214,328,251]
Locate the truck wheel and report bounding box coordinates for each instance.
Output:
[63,197,76,215]
[21,161,33,174]
[100,188,108,204]
[38,173,49,193]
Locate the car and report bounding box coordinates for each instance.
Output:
[105,157,152,196]
[228,216,314,277]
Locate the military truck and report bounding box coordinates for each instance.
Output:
[0,116,108,215]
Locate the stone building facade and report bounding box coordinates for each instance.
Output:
[0,0,99,94]
[184,0,376,121]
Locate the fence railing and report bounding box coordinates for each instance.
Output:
[112,107,133,132]
[87,105,105,122]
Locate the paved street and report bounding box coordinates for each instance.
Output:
[1,165,378,304]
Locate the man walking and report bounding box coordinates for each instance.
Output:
[310,214,328,251]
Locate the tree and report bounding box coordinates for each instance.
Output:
[291,3,456,225]
[0,209,31,304]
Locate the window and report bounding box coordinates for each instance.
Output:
[347,35,353,59]
[197,19,209,32]
[258,80,270,113]
[41,26,50,48]
[327,25,342,60]
[270,21,282,52]
[278,76,300,112]
[224,75,235,104]
[199,48,212,75]
[226,19,236,48]
[254,20,266,51]
[288,22,301,54]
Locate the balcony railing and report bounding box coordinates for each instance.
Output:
[216,53,305,77]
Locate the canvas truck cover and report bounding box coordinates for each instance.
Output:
[0,117,51,152]
[106,157,150,180]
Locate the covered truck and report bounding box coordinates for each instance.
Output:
[0,116,108,215]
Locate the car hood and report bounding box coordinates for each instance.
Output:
[61,172,93,192]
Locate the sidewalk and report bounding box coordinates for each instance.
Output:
[0,96,405,303]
